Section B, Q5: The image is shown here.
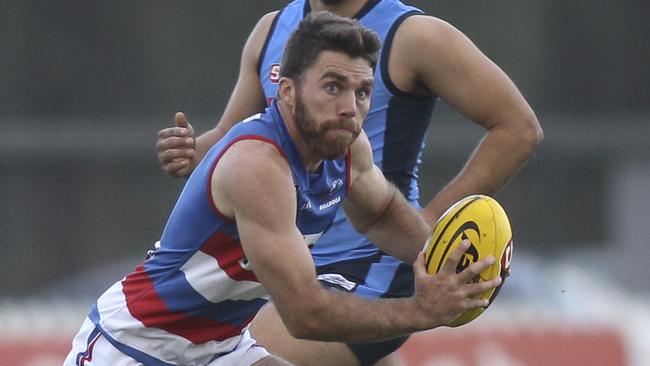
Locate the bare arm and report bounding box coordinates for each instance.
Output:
[343,132,431,263]
[156,12,277,177]
[213,140,499,342]
[193,11,278,167]
[392,16,544,222]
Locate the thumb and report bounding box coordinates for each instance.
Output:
[175,112,188,128]
[412,251,427,278]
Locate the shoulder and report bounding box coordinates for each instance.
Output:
[394,14,466,51]
[218,138,289,181]
[390,14,483,86]
[256,10,281,31]
[213,139,292,210]
[243,11,281,60]
[251,10,281,40]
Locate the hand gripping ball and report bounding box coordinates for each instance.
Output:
[423,195,513,326]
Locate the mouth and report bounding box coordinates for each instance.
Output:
[330,127,355,133]
[326,120,358,134]
[324,128,356,140]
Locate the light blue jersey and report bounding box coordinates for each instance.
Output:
[259,0,437,298]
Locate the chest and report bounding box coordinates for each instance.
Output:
[294,167,347,244]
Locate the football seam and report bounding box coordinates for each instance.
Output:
[424,195,482,271]
[435,220,480,273]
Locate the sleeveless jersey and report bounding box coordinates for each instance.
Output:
[258,0,437,265]
[87,102,349,365]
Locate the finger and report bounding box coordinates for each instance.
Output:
[176,112,195,135]
[412,251,427,278]
[158,127,189,139]
[159,149,195,164]
[439,240,471,274]
[458,255,495,284]
[462,276,502,297]
[175,112,188,128]
[163,159,192,177]
[460,297,490,311]
[157,136,195,151]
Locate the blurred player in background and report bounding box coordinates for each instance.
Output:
[156,0,543,365]
[65,13,502,365]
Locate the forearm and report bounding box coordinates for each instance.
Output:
[362,187,431,263]
[289,287,426,342]
[422,122,542,223]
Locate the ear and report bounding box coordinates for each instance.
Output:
[278,77,295,109]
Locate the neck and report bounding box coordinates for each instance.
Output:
[277,101,323,173]
[309,0,369,18]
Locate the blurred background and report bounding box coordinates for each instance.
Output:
[1,1,649,365]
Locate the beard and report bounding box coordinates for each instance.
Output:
[294,91,360,160]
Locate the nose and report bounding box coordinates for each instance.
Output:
[338,91,357,119]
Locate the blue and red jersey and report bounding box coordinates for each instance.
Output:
[87,102,349,365]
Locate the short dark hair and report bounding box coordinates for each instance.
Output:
[280,11,381,82]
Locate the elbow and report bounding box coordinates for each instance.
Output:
[280,300,330,341]
[517,112,543,154]
[285,321,315,340]
[282,311,322,340]
[527,113,544,145]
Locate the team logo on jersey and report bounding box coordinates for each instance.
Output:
[319,196,341,211]
[315,179,344,211]
[269,64,281,83]
[330,179,344,197]
[145,240,161,260]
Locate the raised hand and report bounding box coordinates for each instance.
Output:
[156,112,196,178]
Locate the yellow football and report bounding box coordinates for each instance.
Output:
[423,194,513,327]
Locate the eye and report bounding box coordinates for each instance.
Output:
[356,88,370,100]
[325,83,339,94]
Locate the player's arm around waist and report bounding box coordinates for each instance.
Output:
[212,140,429,342]
[342,133,431,263]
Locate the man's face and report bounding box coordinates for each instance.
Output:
[292,50,374,160]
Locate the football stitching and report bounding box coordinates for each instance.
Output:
[424,195,481,270]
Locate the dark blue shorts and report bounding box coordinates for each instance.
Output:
[316,252,414,365]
